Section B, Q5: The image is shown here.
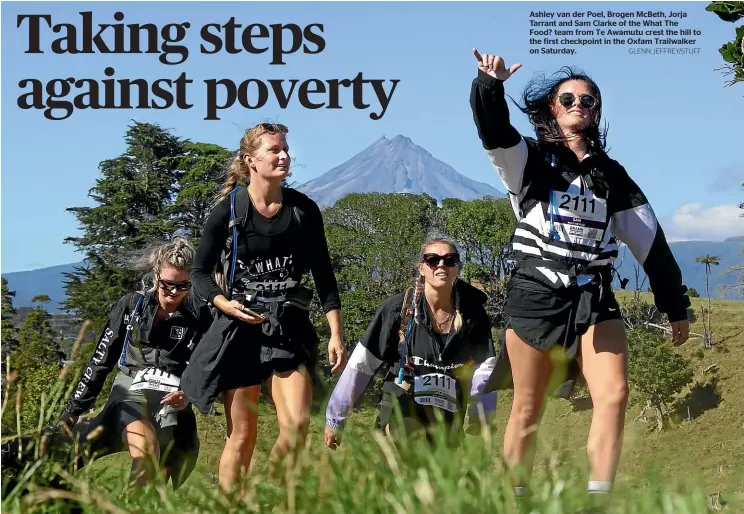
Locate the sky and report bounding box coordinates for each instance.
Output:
[2,1,743,273]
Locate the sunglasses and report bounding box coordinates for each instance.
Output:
[422,253,460,269]
[158,279,191,294]
[558,92,598,109]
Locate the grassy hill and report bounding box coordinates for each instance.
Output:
[612,240,744,301]
[2,292,743,513]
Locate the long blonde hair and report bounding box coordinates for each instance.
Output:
[216,122,289,205]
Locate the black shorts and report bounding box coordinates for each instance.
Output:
[218,308,320,391]
[504,274,622,352]
[109,398,174,444]
[484,272,622,395]
[181,307,320,413]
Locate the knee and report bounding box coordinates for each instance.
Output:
[279,415,311,440]
[511,396,543,428]
[125,423,160,460]
[130,439,159,460]
[593,380,629,411]
[226,420,258,448]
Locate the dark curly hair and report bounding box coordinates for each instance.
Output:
[516,66,608,151]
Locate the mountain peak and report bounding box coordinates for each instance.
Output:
[297,135,504,207]
[390,134,413,146]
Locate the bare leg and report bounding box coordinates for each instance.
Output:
[219,386,260,493]
[125,420,160,486]
[267,367,313,475]
[580,319,629,485]
[502,329,554,488]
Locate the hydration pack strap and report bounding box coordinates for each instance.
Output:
[396,287,416,385]
[227,187,240,297]
[118,294,146,368]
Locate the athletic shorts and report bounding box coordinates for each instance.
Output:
[505,273,622,352]
[106,372,180,446]
[484,271,622,395]
[181,307,320,413]
[75,373,199,486]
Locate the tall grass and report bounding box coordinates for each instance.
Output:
[1,311,730,514]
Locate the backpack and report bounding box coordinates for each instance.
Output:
[220,186,306,299]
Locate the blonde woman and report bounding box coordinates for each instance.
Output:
[60,236,212,487]
[181,122,346,492]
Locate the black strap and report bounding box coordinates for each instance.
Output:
[118,294,145,368]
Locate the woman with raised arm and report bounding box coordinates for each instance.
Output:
[181,122,346,493]
[324,237,498,450]
[469,50,690,499]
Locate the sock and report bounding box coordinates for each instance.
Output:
[588,480,613,494]
[513,486,530,497]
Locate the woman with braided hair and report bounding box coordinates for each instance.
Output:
[181,122,346,492]
[324,237,498,449]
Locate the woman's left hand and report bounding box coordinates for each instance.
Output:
[161,390,189,411]
[328,334,347,373]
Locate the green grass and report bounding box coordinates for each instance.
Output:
[3,293,743,513]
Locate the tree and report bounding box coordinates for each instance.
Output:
[695,255,720,348]
[322,192,440,344]
[4,295,64,432]
[31,294,51,308]
[63,122,186,331]
[706,2,744,86]
[2,278,19,362]
[168,142,233,246]
[687,288,700,298]
[16,296,60,368]
[627,326,694,431]
[440,196,516,325]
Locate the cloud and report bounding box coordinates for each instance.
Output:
[663,203,744,241]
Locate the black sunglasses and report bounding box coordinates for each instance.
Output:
[422,253,460,269]
[158,279,191,293]
[558,92,598,109]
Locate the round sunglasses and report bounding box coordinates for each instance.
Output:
[422,252,460,269]
[558,92,598,109]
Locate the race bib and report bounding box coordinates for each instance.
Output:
[413,373,458,413]
[551,191,607,242]
[129,368,180,393]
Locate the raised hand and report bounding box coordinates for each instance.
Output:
[472,48,522,81]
